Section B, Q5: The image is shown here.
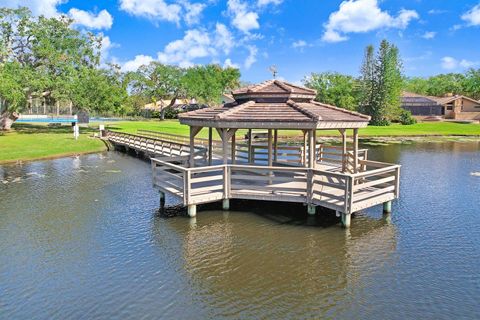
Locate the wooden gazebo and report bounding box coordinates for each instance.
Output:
[179,80,370,171]
[146,80,400,228]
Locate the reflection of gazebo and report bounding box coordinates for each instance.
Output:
[180,80,370,171]
[151,80,401,228]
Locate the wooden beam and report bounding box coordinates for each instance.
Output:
[308,130,315,168]
[267,129,273,167]
[302,130,308,167]
[353,128,359,173]
[231,133,236,164]
[189,126,202,168]
[273,129,278,162]
[208,127,213,166]
[248,129,253,163]
[339,129,347,172]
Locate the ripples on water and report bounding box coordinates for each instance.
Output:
[1,141,479,319]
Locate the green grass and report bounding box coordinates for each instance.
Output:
[0,124,107,164]
[1,120,478,164]
[104,120,480,139]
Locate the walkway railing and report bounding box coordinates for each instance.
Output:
[151,158,400,214]
[107,130,207,161]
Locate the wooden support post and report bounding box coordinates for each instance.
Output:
[308,130,315,168]
[189,126,202,168]
[340,129,347,172]
[248,129,253,163]
[231,133,236,164]
[267,129,273,167]
[159,191,165,210]
[273,129,278,162]
[220,129,228,164]
[341,212,351,228]
[302,130,308,167]
[188,205,197,218]
[223,199,230,211]
[353,128,359,173]
[383,201,392,213]
[208,127,213,166]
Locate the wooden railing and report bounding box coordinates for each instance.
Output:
[107,130,207,162]
[151,158,400,214]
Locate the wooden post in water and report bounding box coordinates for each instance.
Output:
[159,191,165,213]
[341,212,351,228]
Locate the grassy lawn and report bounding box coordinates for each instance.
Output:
[1,120,478,164]
[0,124,107,164]
[104,120,480,139]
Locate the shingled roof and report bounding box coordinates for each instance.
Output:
[179,80,370,129]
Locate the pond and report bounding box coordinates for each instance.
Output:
[1,140,479,319]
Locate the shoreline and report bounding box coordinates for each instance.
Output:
[0,148,108,166]
[1,134,479,166]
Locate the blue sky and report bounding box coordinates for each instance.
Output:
[2,0,480,83]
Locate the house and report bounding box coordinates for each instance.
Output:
[401,92,480,120]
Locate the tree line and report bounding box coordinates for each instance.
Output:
[0,8,240,130]
[304,41,480,125]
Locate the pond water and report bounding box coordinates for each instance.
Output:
[1,141,479,319]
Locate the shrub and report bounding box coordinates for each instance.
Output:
[399,109,417,125]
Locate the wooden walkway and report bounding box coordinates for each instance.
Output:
[106,130,400,226]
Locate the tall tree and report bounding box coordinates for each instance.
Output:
[360,40,403,125]
[303,72,360,110]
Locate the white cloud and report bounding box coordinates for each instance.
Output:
[422,31,436,39]
[179,1,207,25]
[322,0,419,42]
[224,58,239,68]
[119,0,182,24]
[428,9,447,15]
[292,40,307,48]
[0,0,64,17]
[68,9,113,30]
[257,0,282,7]
[157,29,216,67]
[122,55,155,72]
[441,56,479,70]
[214,23,235,54]
[461,4,480,26]
[227,0,260,33]
[244,45,257,69]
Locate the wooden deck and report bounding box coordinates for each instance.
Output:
[151,158,400,215]
[106,130,400,219]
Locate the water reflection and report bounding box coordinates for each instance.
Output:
[1,140,480,319]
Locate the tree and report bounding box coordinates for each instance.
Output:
[464,69,480,100]
[182,64,240,106]
[360,40,403,125]
[303,72,360,111]
[0,7,105,130]
[133,62,186,120]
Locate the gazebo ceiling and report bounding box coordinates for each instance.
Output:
[179,80,371,130]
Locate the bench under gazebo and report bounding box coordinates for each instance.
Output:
[151,80,401,228]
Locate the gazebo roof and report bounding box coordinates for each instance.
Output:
[179,80,370,129]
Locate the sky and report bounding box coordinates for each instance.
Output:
[2,0,480,83]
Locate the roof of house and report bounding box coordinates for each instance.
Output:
[179,80,370,130]
[402,91,480,107]
[401,91,441,108]
[428,95,480,105]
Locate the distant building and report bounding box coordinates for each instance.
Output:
[401,92,480,120]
